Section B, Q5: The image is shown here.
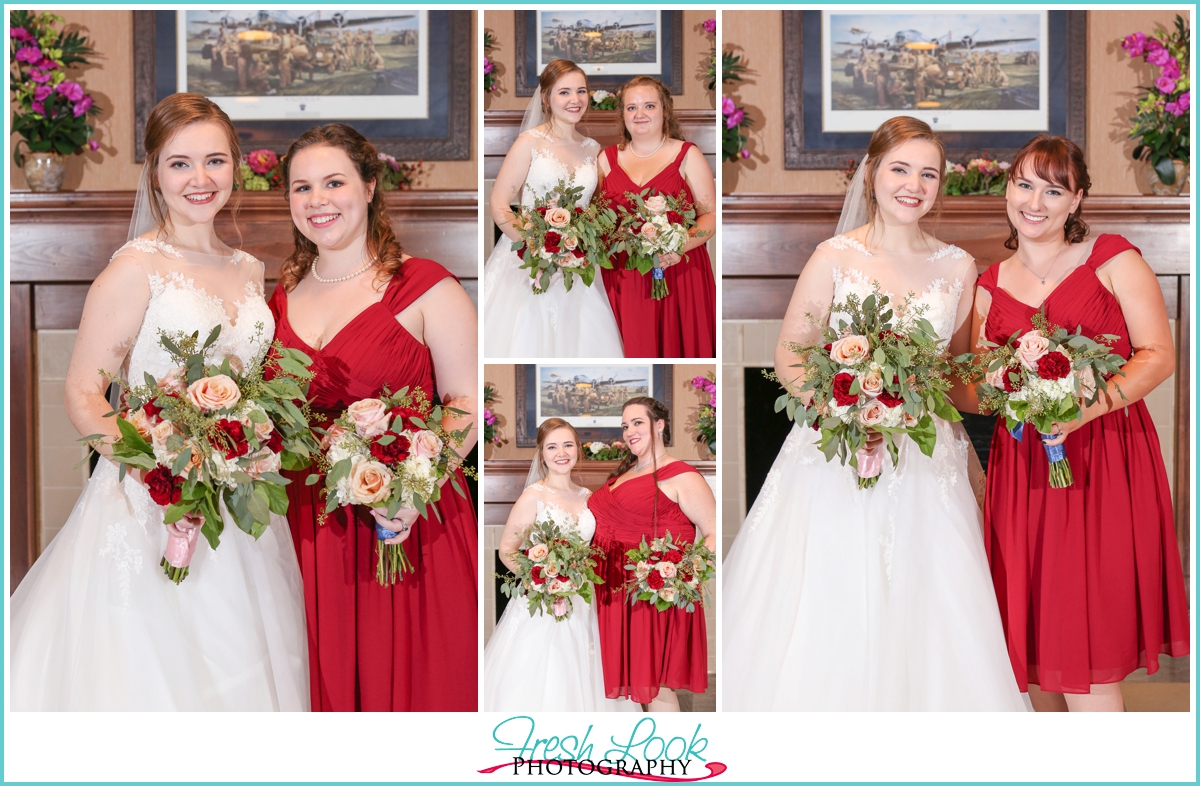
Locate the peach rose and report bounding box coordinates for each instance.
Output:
[544,562,560,579]
[548,578,573,595]
[562,235,579,251]
[246,449,282,479]
[124,408,155,441]
[347,398,389,439]
[150,419,181,453]
[545,206,571,229]
[411,430,444,460]
[657,561,677,579]
[639,222,659,241]
[657,586,676,603]
[903,411,921,428]
[347,459,392,505]
[320,422,348,451]
[635,561,652,580]
[157,367,187,395]
[552,596,570,618]
[527,542,550,562]
[643,194,668,215]
[985,367,1009,390]
[186,374,241,412]
[830,335,870,365]
[1079,365,1097,399]
[857,399,888,428]
[226,355,244,376]
[1016,330,1050,370]
[859,368,884,397]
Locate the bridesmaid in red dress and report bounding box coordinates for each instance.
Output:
[589,397,716,711]
[270,124,479,711]
[972,135,1189,711]
[598,76,717,358]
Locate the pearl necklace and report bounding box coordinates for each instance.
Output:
[629,135,667,159]
[311,255,374,284]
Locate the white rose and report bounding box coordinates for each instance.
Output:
[643,194,668,215]
[829,335,870,365]
[657,586,676,603]
[635,561,652,580]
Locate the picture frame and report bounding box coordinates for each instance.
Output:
[133,9,471,161]
[514,364,674,447]
[513,10,684,96]
[783,9,1086,168]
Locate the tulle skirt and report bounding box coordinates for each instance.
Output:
[10,459,310,711]
[484,593,637,712]
[722,421,1027,711]
[482,240,624,358]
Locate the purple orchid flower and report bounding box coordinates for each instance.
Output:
[73,94,93,117]
[88,139,100,151]
[15,45,42,64]
[56,81,84,102]
[32,84,54,102]
[726,109,745,129]
[1156,75,1178,94]
[702,18,716,34]
[722,96,736,115]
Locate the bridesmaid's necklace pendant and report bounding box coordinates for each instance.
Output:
[312,255,374,284]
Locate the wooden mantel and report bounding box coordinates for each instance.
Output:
[8,189,477,591]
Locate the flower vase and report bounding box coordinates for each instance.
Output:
[1147,160,1190,196]
[22,151,67,192]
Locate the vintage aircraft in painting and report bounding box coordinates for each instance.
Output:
[547,16,654,34]
[200,10,414,37]
[836,28,1034,53]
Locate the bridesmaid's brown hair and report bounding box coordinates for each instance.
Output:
[1003,134,1091,250]
[862,115,946,228]
[612,397,672,532]
[533,418,581,482]
[614,76,684,149]
[143,93,243,240]
[279,123,403,292]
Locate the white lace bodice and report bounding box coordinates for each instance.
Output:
[530,485,596,543]
[822,235,968,344]
[520,129,600,208]
[116,239,273,386]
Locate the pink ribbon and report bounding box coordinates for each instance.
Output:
[856,440,884,480]
[163,514,202,569]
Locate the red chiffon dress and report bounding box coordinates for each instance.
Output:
[588,461,708,702]
[978,234,1190,694]
[600,142,716,358]
[269,258,478,711]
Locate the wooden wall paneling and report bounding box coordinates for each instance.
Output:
[483,109,717,179]
[10,285,37,592]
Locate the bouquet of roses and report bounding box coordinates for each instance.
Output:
[511,180,616,294]
[769,285,961,489]
[582,440,630,461]
[967,312,1127,488]
[85,325,318,583]
[315,386,474,586]
[623,532,715,613]
[499,509,604,621]
[609,189,709,299]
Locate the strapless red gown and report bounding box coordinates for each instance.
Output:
[588,461,708,702]
[978,234,1189,693]
[269,258,478,711]
[600,142,716,358]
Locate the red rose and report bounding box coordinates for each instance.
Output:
[877,390,904,408]
[264,429,284,454]
[145,464,182,507]
[831,372,859,407]
[646,571,665,590]
[535,206,548,216]
[214,419,250,459]
[530,565,546,585]
[571,247,586,258]
[544,231,562,254]
[370,432,411,465]
[574,206,584,214]
[662,548,684,564]
[666,211,683,224]
[1002,366,1023,392]
[1037,352,1071,381]
[879,330,901,344]
[142,400,164,420]
[387,406,425,431]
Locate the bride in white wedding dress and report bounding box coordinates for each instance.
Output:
[484,59,624,358]
[9,95,308,711]
[484,419,635,711]
[722,117,1026,711]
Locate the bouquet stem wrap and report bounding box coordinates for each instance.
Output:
[855,440,884,489]
[374,521,415,586]
[1009,422,1074,489]
[651,265,669,300]
[161,516,202,584]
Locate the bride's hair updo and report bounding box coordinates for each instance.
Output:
[279,123,403,292]
[143,93,243,237]
[533,417,581,481]
[539,59,587,130]
[862,115,946,227]
[1003,134,1091,250]
[615,76,684,149]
